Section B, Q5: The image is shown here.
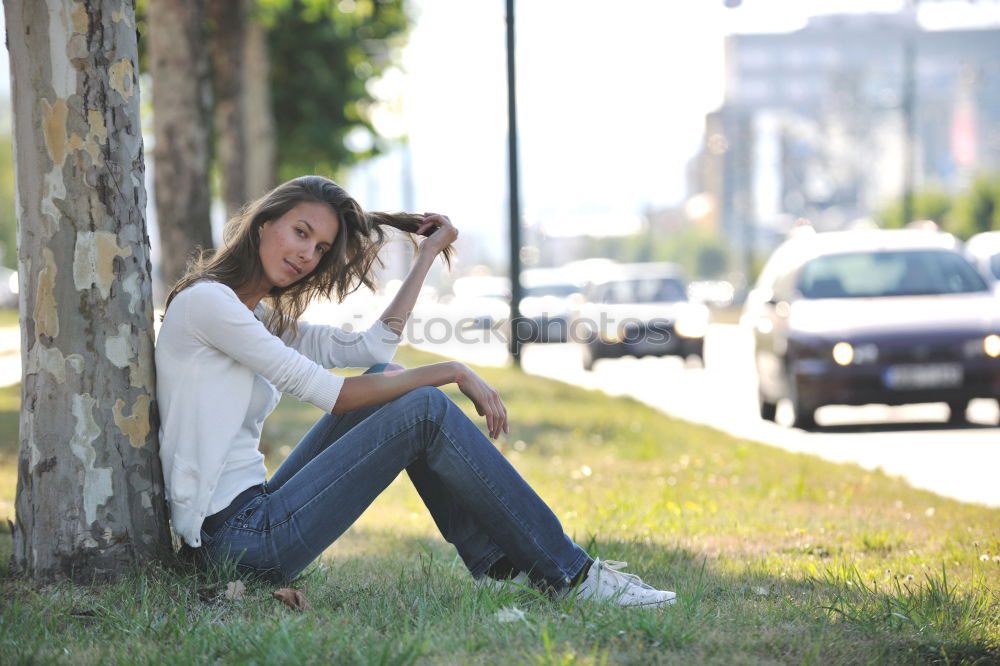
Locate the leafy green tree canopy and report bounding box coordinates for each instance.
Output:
[876,174,1000,240]
[260,0,411,182]
[583,227,733,279]
[952,175,1000,239]
[877,188,954,231]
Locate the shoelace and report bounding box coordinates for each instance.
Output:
[595,559,646,588]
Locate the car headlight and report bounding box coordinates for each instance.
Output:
[831,341,878,365]
[966,334,1000,358]
[601,321,622,343]
[988,334,1000,358]
[674,306,710,338]
[832,342,853,366]
[675,313,709,338]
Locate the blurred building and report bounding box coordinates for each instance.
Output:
[697,12,1000,262]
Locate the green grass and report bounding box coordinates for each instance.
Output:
[1,346,999,664]
[0,309,17,329]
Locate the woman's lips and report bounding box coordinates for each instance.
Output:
[284,260,302,275]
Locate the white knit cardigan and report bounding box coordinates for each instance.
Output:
[156,281,400,546]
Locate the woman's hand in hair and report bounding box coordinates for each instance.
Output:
[416,213,458,258]
[453,363,509,440]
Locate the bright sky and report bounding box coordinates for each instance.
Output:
[3,1,1000,265]
[357,0,1000,263]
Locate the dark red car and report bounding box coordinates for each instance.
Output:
[744,229,1000,429]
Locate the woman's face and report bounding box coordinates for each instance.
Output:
[258,202,340,289]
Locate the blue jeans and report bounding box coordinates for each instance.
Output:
[198,365,590,587]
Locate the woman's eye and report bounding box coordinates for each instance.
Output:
[296,228,306,237]
[316,246,326,255]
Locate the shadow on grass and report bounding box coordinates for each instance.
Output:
[287,530,1000,664]
[0,528,997,664]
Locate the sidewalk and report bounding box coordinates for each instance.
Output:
[0,326,20,388]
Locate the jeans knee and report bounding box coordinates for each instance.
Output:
[406,385,453,416]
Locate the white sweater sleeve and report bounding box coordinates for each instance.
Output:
[282,317,401,368]
[184,282,344,412]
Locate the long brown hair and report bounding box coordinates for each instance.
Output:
[165,175,452,337]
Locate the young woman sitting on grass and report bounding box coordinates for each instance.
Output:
[156,175,675,607]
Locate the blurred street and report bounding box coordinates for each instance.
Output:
[412,323,1000,509]
[2,312,995,507]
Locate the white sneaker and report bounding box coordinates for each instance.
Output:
[475,571,533,593]
[560,558,676,607]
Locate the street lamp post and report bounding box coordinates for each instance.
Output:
[506,0,523,366]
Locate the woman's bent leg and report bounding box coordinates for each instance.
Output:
[267,363,404,492]
[261,386,589,585]
[405,458,509,576]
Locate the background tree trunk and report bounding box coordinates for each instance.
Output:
[4,0,170,582]
[209,0,249,219]
[149,0,214,293]
[242,14,276,199]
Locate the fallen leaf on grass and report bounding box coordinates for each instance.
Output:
[225,581,245,601]
[272,587,312,611]
[495,606,527,623]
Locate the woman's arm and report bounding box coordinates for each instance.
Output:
[334,360,509,439]
[379,214,458,336]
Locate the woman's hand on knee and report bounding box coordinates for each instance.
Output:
[454,363,508,439]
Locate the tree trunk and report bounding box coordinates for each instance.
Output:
[4,0,170,582]
[209,0,248,219]
[149,0,214,293]
[242,15,276,199]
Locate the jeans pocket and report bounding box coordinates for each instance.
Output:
[226,494,268,532]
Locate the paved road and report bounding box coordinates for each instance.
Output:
[415,324,1000,508]
[4,319,996,508]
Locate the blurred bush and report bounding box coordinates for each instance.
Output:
[877,174,1000,240]
[583,227,733,279]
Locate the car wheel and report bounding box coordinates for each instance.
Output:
[790,400,816,430]
[787,374,817,430]
[685,353,704,368]
[758,390,777,422]
[947,399,969,424]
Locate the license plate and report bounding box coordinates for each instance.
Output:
[883,363,963,389]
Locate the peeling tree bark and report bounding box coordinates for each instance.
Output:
[4,0,170,582]
[149,0,213,291]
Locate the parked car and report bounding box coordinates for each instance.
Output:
[744,229,1000,429]
[447,275,510,331]
[573,263,708,371]
[517,268,584,343]
[964,230,1000,283]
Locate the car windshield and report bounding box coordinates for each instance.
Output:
[524,284,579,298]
[797,249,987,299]
[599,277,687,303]
[990,253,1000,280]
